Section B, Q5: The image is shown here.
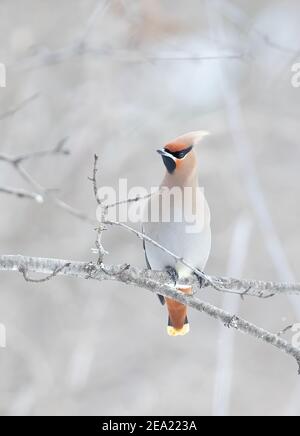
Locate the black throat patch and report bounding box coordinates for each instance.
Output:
[162,155,176,174]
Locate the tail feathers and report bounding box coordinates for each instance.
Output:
[167,317,190,337]
[165,286,192,336]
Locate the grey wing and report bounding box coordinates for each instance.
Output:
[142,227,165,306]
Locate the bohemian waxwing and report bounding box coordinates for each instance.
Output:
[142,131,211,336]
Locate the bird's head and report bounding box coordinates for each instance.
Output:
[157,131,210,175]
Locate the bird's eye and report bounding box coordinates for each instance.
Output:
[173,151,186,159]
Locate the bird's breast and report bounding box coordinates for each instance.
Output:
[142,188,211,277]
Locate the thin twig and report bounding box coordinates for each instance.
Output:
[89,154,101,205]
[18,262,71,283]
[0,141,95,224]
[277,325,295,338]
[89,154,107,263]
[0,137,69,166]
[104,192,154,210]
[220,0,300,56]
[14,137,70,164]
[0,93,40,121]
[147,54,244,62]
[0,187,43,203]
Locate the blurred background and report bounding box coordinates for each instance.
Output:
[0,0,300,416]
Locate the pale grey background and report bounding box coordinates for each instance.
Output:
[0,0,300,416]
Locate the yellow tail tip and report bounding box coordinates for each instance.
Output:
[167,323,190,337]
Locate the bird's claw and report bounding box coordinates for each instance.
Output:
[224,316,239,329]
[193,272,206,289]
[165,266,179,287]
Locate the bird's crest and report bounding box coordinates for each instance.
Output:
[165,131,210,152]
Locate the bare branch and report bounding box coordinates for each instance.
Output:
[147,54,244,62]
[51,198,94,224]
[0,93,40,121]
[0,138,69,166]
[1,254,300,372]
[89,154,101,206]
[13,137,70,164]
[77,0,111,48]
[89,155,108,263]
[221,0,300,56]
[0,186,43,203]
[0,141,95,224]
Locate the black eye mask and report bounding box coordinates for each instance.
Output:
[165,145,193,160]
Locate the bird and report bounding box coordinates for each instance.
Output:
[142,131,211,336]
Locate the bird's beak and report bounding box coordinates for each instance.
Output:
[157,149,173,158]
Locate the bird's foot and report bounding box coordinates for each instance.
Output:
[165,266,178,287]
[224,315,239,329]
[193,271,207,291]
